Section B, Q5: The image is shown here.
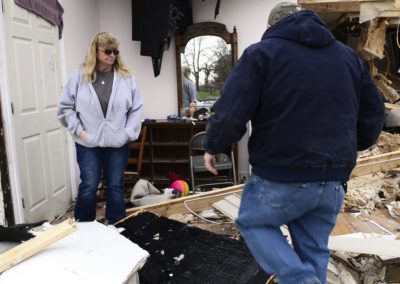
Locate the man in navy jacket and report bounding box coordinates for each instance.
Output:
[204,2,385,283]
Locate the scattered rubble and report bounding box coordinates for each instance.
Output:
[386,201,400,220]
[359,132,400,158]
[346,132,400,213]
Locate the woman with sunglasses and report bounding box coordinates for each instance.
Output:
[57,32,143,224]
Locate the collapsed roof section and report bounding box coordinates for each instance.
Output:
[298,1,400,108]
[298,0,400,25]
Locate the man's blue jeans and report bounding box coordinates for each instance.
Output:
[75,143,130,224]
[236,174,345,284]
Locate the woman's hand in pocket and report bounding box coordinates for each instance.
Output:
[79,130,88,140]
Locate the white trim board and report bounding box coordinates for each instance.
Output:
[328,233,400,257]
[212,194,241,220]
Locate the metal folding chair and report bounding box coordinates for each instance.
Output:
[189,131,237,193]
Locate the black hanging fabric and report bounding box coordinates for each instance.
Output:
[132,0,193,77]
[170,0,193,35]
[131,0,144,42]
[134,0,170,58]
[214,0,221,19]
[201,0,221,19]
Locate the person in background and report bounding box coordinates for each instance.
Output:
[57,32,143,224]
[203,2,385,283]
[182,66,197,116]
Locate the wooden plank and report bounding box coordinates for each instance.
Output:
[0,219,77,273]
[332,209,400,236]
[300,2,361,12]
[299,0,400,14]
[346,150,400,178]
[351,157,400,177]
[378,9,400,17]
[356,150,400,165]
[124,184,244,218]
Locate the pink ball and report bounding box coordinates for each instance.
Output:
[170,180,190,196]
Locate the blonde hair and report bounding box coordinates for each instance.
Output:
[82,32,132,82]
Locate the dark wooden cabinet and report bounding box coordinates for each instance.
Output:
[140,120,207,188]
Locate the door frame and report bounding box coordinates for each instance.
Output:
[0,2,24,223]
[0,94,15,225]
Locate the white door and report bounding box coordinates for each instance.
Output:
[2,0,72,222]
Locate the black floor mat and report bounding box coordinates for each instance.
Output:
[117,212,269,284]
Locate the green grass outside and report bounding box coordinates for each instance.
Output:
[198,90,220,100]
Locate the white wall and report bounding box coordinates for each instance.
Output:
[193,0,279,52]
[98,0,178,119]
[61,0,292,180]
[61,0,100,76]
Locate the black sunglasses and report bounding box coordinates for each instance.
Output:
[99,48,119,56]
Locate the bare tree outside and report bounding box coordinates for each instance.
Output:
[181,36,232,101]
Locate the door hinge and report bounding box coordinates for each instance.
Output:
[21,197,25,209]
[10,102,14,114]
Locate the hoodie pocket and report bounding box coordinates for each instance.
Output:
[106,125,129,148]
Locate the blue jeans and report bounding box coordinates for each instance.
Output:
[236,174,345,284]
[75,143,129,224]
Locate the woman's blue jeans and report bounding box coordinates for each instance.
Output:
[236,174,345,284]
[74,143,130,224]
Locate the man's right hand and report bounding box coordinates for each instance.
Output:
[204,152,218,175]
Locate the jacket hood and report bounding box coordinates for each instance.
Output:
[262,10,335,48]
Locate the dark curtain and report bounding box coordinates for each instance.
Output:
[14,0,64,39]
[170,0,193,34]
[132,0,193,76]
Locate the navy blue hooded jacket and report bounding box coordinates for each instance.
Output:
[204,10,385,183]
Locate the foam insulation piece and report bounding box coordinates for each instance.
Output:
[329,233,400,257]
[0,221,149,284]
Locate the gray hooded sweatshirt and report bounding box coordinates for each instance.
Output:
[57,69,143,148]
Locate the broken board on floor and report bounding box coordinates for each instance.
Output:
[0,221,149,284]
[212,194,241,220]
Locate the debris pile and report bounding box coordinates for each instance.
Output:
[330,131,400,283]
[359,132,400,158]
[346,132,400,215]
